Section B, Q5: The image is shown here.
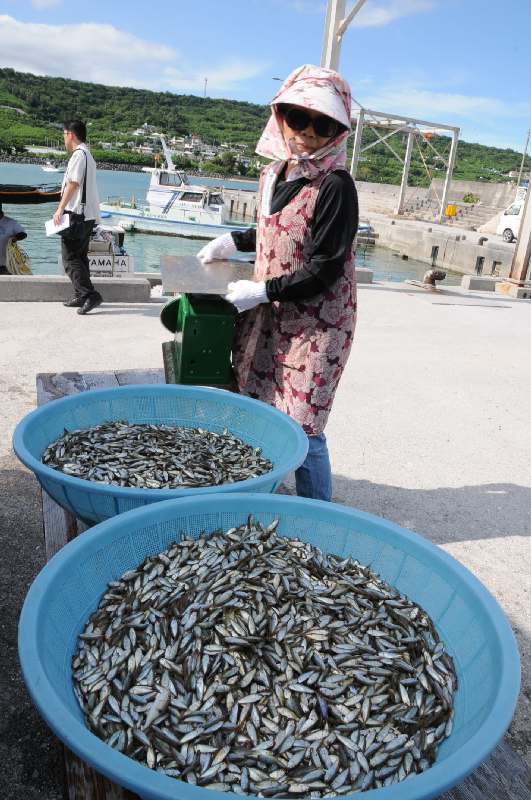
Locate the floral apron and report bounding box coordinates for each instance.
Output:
[232,171,357,436]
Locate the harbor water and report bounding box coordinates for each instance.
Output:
[1,162,461,283]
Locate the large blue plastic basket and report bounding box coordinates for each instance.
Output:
[19,494,519,800]
[12,384,308,523]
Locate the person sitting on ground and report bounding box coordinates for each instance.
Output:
[0,203,27,275]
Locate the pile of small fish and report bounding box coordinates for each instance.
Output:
[42,421,272,488]
[73,519,457,796]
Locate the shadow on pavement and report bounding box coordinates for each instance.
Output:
[0,457,63,800]
[331,476,531,544]
[82,302,165,319]
[357,283,531,304]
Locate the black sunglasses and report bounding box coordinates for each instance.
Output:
[280,105,342,138]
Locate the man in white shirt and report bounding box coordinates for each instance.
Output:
[0,204,27,274]
[53,119,102,314]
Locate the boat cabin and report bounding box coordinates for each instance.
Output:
[143,168,226,217]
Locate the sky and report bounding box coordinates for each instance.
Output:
[0,0,530,151]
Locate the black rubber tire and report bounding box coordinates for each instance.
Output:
[503,228,515,243]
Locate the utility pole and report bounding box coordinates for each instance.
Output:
[508,185,531,284]
[203,78,208,98]
[321,0,369,70]
[516,128,530,188]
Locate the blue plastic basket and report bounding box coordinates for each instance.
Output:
[19,494,519,800]
[12,384,308,523]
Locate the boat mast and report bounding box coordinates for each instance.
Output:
[159,135,176,172]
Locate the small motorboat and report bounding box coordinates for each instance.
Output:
[0,183,62,204]
[41,160,65,173]
[100,135,251,240]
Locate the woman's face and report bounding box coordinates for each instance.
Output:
[280,105,335,156]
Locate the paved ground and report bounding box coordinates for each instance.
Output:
[0,283,529,797]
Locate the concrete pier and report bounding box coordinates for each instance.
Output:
[1,284,529,776]
[369,214,515,278]
[461,275,499,291]
[223,187,259,221]
[0,275,151,302]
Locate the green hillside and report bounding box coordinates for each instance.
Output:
[0,67,529,186]
[0,68,269,148]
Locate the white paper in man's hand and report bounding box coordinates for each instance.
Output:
[45,216,70,236]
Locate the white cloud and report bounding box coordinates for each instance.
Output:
[0,15,267,95]
[31,0,62,8]
[0,15,175,87]
[162,60,269,93]
[358,86,531,122]
[352,0,436,27]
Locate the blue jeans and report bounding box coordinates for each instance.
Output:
[295,432,332,502]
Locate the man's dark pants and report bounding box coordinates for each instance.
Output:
[61,220,102,302]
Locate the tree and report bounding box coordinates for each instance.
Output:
[219,151,237,171]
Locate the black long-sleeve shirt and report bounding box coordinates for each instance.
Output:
[231,168,358,302]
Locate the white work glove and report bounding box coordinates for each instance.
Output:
[225,280,269,313]
[197,232,237,263]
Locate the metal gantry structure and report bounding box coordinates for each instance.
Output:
[349,108,460,223]
[321,0,461,224]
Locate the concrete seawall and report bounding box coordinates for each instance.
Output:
[369,216,515,278]
[223,178,518,222]
[430,178,516,208]
[222,181,434,221]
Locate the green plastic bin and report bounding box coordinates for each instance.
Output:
[161,293,237,386]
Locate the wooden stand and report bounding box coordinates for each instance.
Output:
[37,369,164,800]
[36,369,530,799]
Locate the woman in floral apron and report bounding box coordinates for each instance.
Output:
[198,65,358,501]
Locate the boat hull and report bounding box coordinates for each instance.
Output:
[0,184,62,204]
[100,205,250,240]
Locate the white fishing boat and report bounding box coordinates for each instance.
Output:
[41,160,65,173]
[100,136,250,239]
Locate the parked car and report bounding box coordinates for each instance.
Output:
[496,200,524,242]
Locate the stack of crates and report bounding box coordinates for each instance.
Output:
[161,294,237,389]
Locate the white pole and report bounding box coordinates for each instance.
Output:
[438,129,459,224]
[350,109,365,179]
[516,128,530,188]
[321,0,346,70]
[509,184,531,282]
[336,0,370,36]
[321,0,369,70]
[395,131,414,215]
